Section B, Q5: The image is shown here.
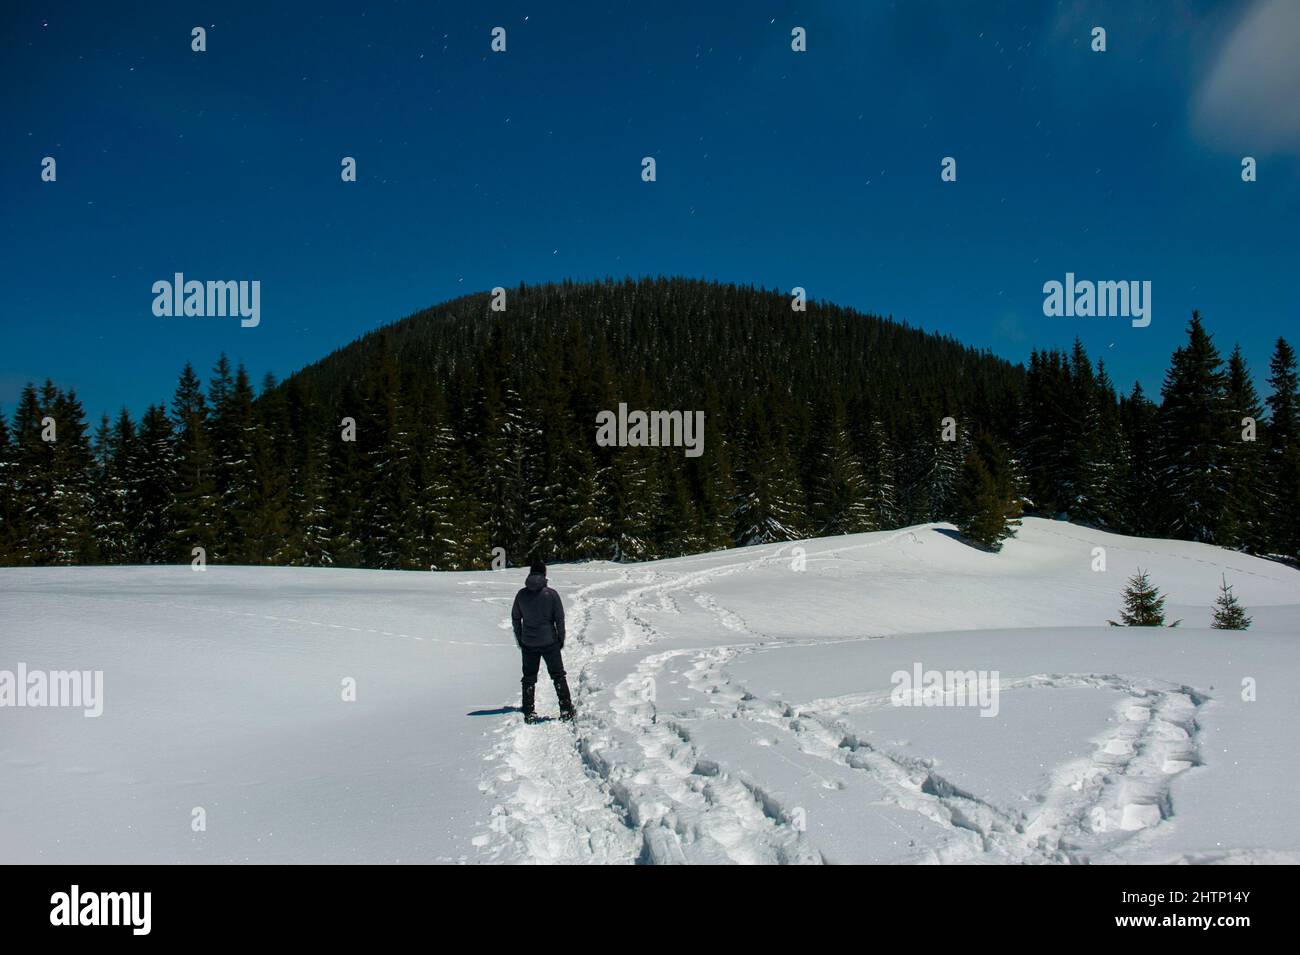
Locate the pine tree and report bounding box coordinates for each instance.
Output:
[297,433,334,565]
[732,408,806,545]
[810,408,873,536]
[565,451,611,560]
[239,373,291,564]
[1019,349,1074,517]
[91,413,129,564]
[12,384,57,564]
[212,364,259,561]
[420,408,474,570]
[107,409,141,562]
[1087,361,1128,530]
[896,421,933,525]
[1264,338,1300,560]
[1156,313,1230,542]
[277,377,328,566]
[655,460,704,557]
[691,408,737,551]
[609,445,661,561]
[1108,569,1180,627]
[132,405,176,562]
[49,389,98,564]
[3,393,36,563]
[1118,383,1159,537]
[1219,346,1267,550]
[602,374,660,561]
[530,435,609,562]
[479,374,528,564]
[515,326,613,564]
[8,381,97,565]
[537,424,609,562]
[0,407,16,565]
[953,431,1022,550]
[932,428,966,522]
[206,353,239,560]
[326,378,366,567]
[1210,575,1251,630]
[208,353,235,414]
[1066,340,1107,525]
[859,416,898,530]
[169,363,218,563]
[358,335,417,569]
[899,408,966,524]
[446,433,491,569]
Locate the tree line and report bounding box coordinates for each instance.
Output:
[1,278,1296,569]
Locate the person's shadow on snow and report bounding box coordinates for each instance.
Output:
[467,706,553,722]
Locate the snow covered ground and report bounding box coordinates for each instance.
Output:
[1,518,1297,864]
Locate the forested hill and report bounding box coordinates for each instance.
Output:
[2,278,1297,571]
[289,277,1022,427]
[276,276,1025,564]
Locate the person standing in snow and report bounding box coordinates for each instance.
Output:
[511,561,575,723]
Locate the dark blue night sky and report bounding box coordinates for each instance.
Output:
[3,1,1297,420]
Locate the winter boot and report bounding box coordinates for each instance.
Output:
[521,683,539,724]
[554,676,576,722]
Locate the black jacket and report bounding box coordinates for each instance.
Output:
[511,573,566,649]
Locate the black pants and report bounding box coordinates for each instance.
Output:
[520,642,566,687]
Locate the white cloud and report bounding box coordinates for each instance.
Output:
[1194,0,1300,153]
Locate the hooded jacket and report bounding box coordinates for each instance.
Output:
[511,573,566,649]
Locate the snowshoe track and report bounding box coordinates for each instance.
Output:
[477,539,1212,865]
